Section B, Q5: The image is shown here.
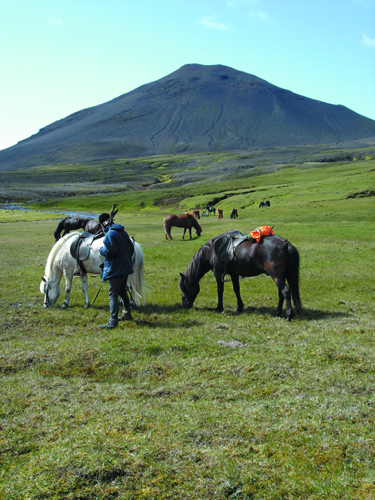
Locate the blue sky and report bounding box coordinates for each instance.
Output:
[0,0,374,151]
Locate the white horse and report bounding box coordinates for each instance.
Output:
[40,232,146,309]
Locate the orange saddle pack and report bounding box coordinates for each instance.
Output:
[250,225,274,242]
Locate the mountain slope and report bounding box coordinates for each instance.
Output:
[1,64,375,171]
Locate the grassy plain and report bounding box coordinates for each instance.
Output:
[1,158,375,499]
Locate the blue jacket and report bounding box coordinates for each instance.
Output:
[99,223,134,281]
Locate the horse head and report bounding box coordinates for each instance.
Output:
[192,218,202,237]
[179,272,200,308]
[40,276,61,308]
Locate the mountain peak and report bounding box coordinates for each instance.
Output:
[1,64,375,171]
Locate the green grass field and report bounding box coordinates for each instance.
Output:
[1,159,375,499]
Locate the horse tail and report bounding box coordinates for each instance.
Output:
[53,218,66,241]
[163,216,171,239]
[129,241,147,306]
[285,241,302,313]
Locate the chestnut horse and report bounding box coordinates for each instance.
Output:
[217,209,223,219]
[179,231,302,321]
[164,214,202,240]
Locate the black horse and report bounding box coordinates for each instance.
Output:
[179,231,302,321]
[53,213,110,241]
[206,205,216,216]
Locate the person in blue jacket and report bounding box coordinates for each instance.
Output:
[98,215,134,329]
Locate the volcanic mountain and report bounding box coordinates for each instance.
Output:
[1,64,375,171]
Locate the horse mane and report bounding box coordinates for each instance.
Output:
[53,218,67,238]
[184,241,212,285]
[192,216,202,232]
[44,232,78,278]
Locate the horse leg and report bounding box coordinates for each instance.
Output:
[189,228,192,239]
[182,228,186,239]
[214,272,224,312]
[80,273,90,307]
[230,274,244,312]
[276,288,284,317]
[61,270,73,309]
[274,277,293,321]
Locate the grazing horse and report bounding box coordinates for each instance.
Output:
[163,214,202,240]
[206,206,216,216]
[259,200,270,208]
[53,215,109,241]
[230,208,238,219]
[217,209,223,219]
[179,231,302,321]
[40,232,146,309]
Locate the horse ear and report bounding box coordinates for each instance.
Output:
[179,273,185,279]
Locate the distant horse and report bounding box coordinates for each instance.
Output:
[183,210,200,219]
[259,200,270,208]
[217,209,223,219]
[40,232,146,309]
[230,209,238,219]
[163,214,202,240]
[53,215,108,241]
[206,206,216,216]
[179,231,302,321]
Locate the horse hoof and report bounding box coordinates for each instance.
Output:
[60,304,68,309]
[84,304,91,308]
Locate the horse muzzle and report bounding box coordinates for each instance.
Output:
[182,295,194,309]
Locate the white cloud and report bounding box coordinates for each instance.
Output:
[49,16,63,26]
[198,16,231,31]
[248,10,272,22]
[361,33,375,48]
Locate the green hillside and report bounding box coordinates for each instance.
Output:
[0,157,374,499]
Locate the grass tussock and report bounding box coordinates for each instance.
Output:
[1,158,375,499]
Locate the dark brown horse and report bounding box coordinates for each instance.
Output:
[217,209,223,219]
[163,214,202,240]
[179,231,302,321]
[230,208,238,219]
[53,214,109,241]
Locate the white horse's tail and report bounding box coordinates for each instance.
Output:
[129,241,147,306]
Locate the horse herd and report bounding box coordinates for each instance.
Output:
[42,197,301,321]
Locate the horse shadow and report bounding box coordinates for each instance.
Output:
[190,305,351,321]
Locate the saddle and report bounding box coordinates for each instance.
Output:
[213,229,248,263]
[70,232,103,273]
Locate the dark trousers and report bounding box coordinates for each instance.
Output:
[108,275,130,326]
